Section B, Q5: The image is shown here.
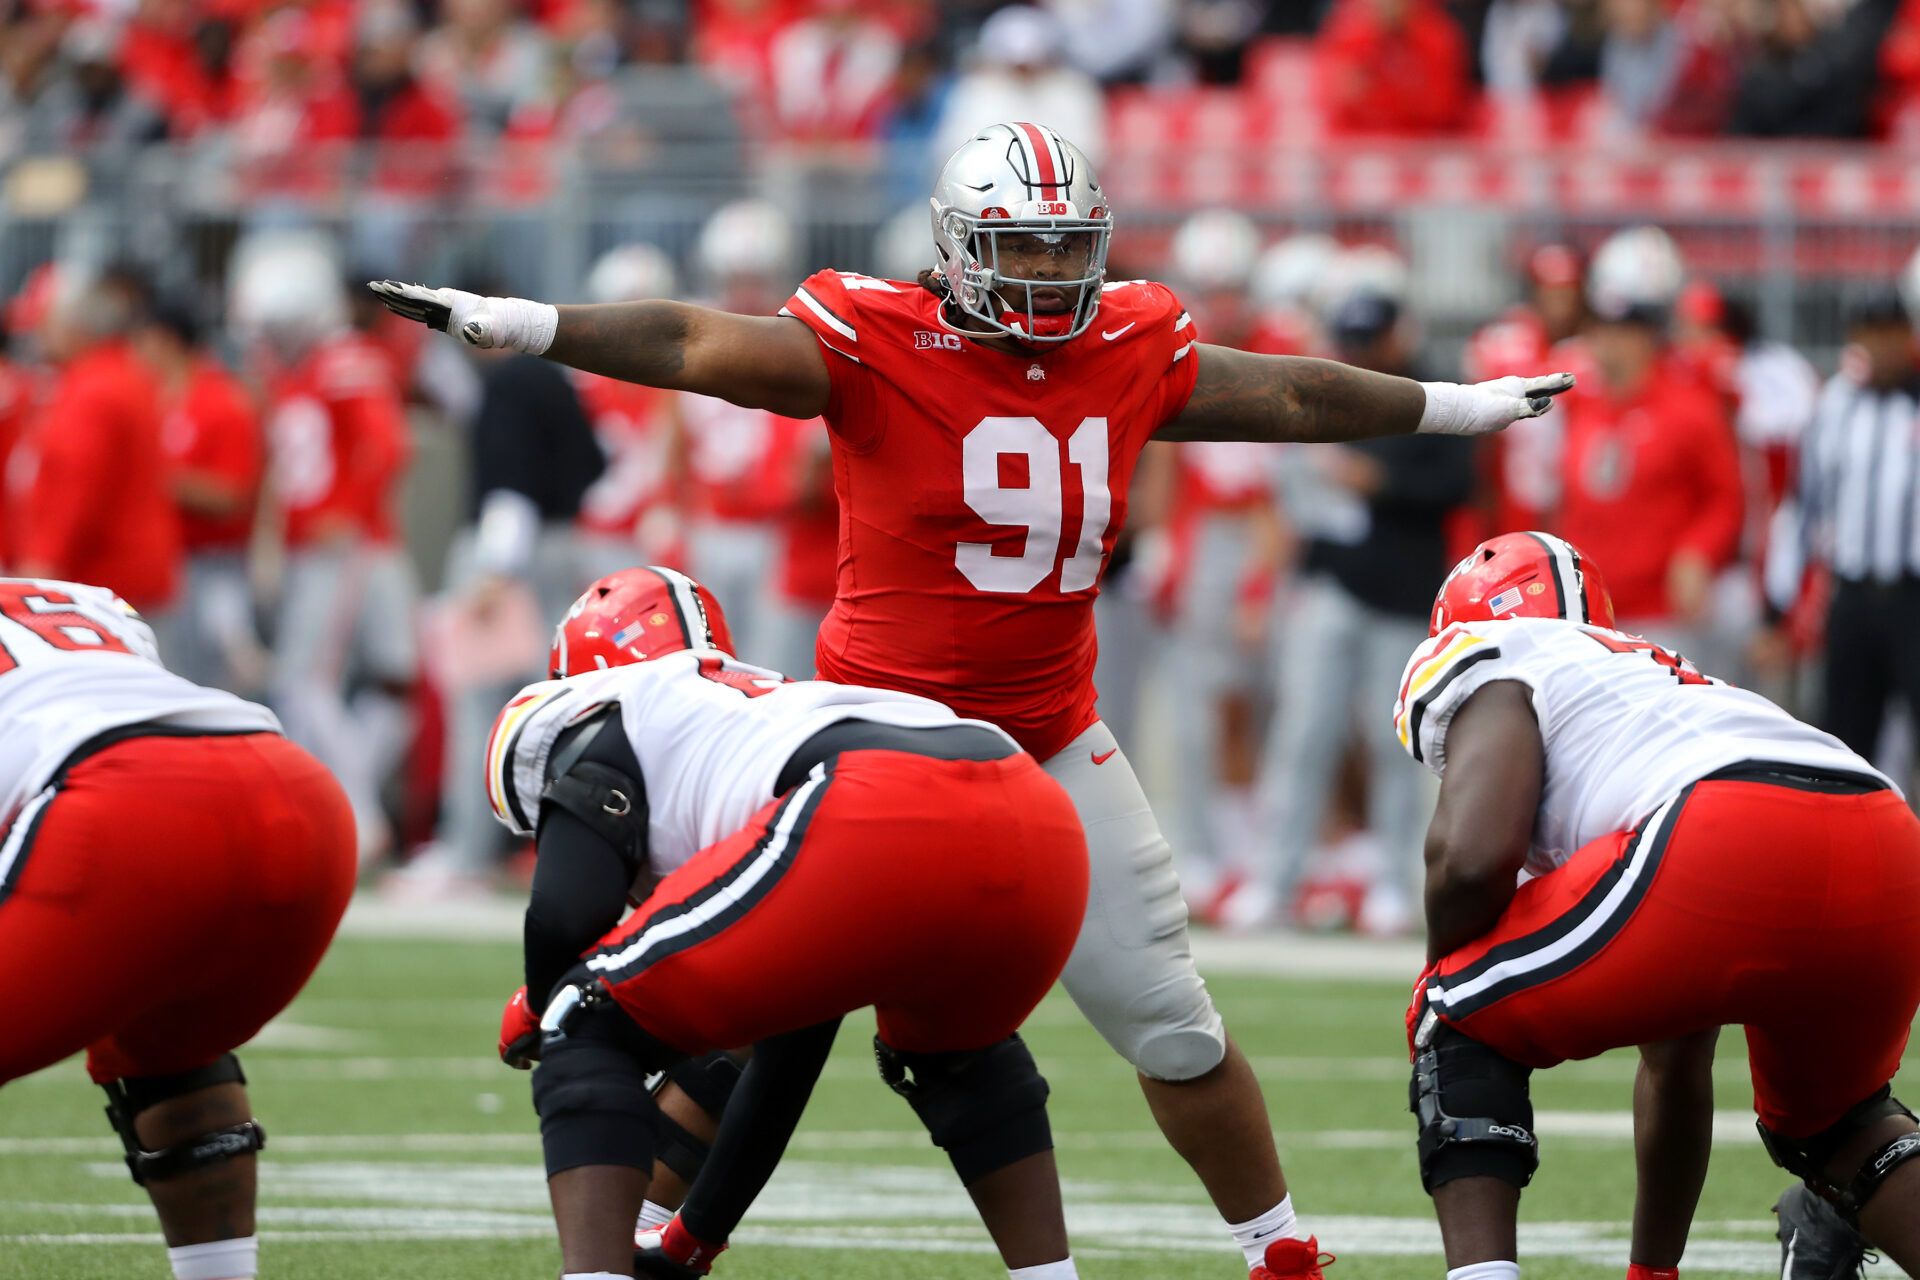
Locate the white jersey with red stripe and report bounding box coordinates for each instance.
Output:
[0,578,281,823]
[486,649,1017,874]
[1393,616,1890,872]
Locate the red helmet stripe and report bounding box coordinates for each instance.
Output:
[1014,121,1062,199]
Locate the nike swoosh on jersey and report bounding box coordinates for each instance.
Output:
[1101,323,1136,340]
[1091,748,1118,765]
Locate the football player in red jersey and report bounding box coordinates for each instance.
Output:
[1393,533,1920,1280]
[373,121,1571,1278]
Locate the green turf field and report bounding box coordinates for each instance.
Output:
[3,929,1912,1280]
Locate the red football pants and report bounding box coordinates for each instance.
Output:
[1424,776,1920,1135]
[0,733,357,1085]
[583,749,1089,1055]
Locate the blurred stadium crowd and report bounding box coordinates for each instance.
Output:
[11,0,1920,159]
[3,0,1919,938]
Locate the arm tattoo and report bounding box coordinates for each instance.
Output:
[1161,346,1427,443]
[545,301,692,387]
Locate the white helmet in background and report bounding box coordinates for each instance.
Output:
[585,243,678,304]
[1588,225,1683,322]
[1320,243,1409,316]
[229,228,346,355]
[1169,209,1261,297]
[930,120,1112,343]
[1249,233,1339,314]
[1898,242,1920,327]
[873,204,932,283]
[697,199,797,287]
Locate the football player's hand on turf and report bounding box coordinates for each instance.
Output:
[1417,372,1576,436]
[635,1217,727,1277]
[498,986,542,1069]
[367,280,557,354]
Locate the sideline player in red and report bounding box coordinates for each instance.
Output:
[485,566,1090,1279]
[1392,533,1920,1280]
[0,578,355,1280]
[374,121,1572,1277]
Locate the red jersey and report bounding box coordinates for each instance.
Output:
[265,334,410,549]
[164,358,264,553]
[12,343,181,608]
[782,270,1200,760]
[678,396,807,525]
[1555,357,1743,621]
[574,373,677,538]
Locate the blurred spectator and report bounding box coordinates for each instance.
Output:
[1730,0,1895,137]
[936,5,1106,162]
[120,0,242,136]
[1045,0,1176,82]
[1315,0,1471,135]
[415,0,553,134]
[1145,210,1286,900]
[1247,232,1339,355]
[879,39,952,202]
[1464,242,1587,533]
[408,318,606,893]
[766,0,901,142]
[1482,0,1569,98]
[765,424,839,677]
[1761,285,1920,764]
[0,312,40,571]
[678,199,809,661]
[231,230,415,866]
[1178,0,1276,83]
[1238,282,1475,933]
[231,8,357,201]
[572,243,684,578]
[1597,0,1684,128]
[351,4,464,270]
[17,20,168,158]
[1555,228,1743,660]
[9,266,181,613]
[136,299,267,693]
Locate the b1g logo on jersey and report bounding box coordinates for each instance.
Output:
[915,331,964,351]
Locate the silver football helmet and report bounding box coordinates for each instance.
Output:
[930,121,1112,344]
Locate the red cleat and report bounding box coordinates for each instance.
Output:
[1251,1235,1336,1279]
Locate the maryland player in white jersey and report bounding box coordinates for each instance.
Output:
[0,579,355,1280]
[483,567,1091,1280]
[1388,534,1920,1280]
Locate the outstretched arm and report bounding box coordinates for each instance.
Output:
[1159,344,1573,444]
[1631,1029,1720,1271]
[368,282,832,420]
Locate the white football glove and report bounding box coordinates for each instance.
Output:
[1417,372,1577,436]
[367,280,558,355]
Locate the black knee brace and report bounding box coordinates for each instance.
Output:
[651,1050,748,1183]
[532,988,679,1179]
[1758,1086,1920,1223]
[874,1035,1052,1185]
[1409,1022,1539,1193]
[101,1053,265,1187]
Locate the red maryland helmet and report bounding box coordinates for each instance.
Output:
[550,566,734,677]
[1430,532,1614,636]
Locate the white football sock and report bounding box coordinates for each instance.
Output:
[1008,1260,1078,1279]
[1447,1263,1520,1280]
[638,1199,675,1229]
[168,1236,258,1280]
[561,1273,631,1280]
[1229,1195,1300,1267]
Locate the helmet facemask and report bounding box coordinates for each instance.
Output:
[936,207,1110,343]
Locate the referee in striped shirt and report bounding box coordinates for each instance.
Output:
[1762,287,1920,761]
